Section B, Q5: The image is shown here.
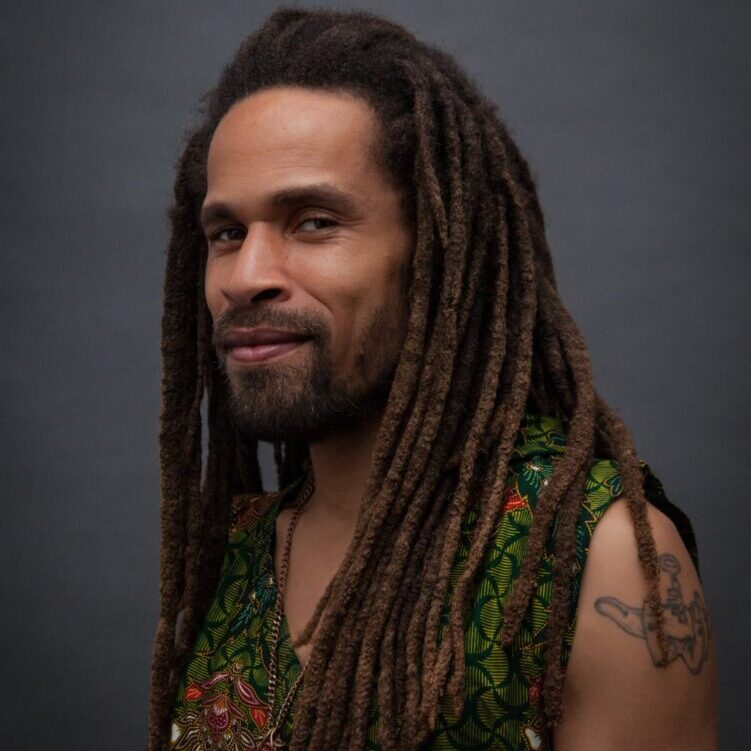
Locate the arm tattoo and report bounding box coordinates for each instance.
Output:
[594,553,711,674]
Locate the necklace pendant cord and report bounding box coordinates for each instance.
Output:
[260,726,288,749]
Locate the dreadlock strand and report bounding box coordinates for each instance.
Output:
[540,463,591,723]
[418,113,531,701]
[173,266,211,632]
[427,170,539,721]
[407,73,450,250]
[500,274,597,644]
[532,283,598,719]
[592,392,667,659]
[522,271,599,720]
[533,273,577,417]
[149,153,206,747]
[408,88,516,704]
[400,288,491,742]
[402,180,493,715]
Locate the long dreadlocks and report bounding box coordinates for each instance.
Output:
[148,7,666,749]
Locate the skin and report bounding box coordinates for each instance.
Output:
[202,84,718,742]
[554,499,718,750]
[202,86,413,663]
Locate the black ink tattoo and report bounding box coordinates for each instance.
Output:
[594,553,711,674]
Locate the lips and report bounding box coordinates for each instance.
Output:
[222,327,310,348]
[228,340,308,364]
[222,327,311,365]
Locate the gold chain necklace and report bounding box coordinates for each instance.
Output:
[259,470,316,750]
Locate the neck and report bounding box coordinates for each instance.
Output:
[303,409,384,526]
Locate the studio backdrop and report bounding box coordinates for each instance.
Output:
[2,1,748,748]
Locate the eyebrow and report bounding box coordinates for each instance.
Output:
[199,182,360,230]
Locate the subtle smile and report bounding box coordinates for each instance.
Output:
[229,339,309,364]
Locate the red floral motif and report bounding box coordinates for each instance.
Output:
[172,693,258,751]
[250,705,269,730]
[173,667,273,748]
[184,684,203,701]
[504,485,528,513]
[235,674,269,729]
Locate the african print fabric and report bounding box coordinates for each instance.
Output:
[168,413,666,750]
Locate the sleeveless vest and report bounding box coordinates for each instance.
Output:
[167,413,692,750]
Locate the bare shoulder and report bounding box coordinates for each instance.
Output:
[553,498,718,751]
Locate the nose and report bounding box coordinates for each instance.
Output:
[219,222,292,306]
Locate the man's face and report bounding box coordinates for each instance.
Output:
[202,86,413,444]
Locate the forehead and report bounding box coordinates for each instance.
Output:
[205,86,384,194]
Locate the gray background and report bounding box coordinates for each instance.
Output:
[2,1,748,748]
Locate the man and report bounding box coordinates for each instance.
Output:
[149,7,716,750]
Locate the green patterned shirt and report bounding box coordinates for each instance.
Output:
[168,412,683,750]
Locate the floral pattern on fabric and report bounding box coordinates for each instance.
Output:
[168,413,631,750]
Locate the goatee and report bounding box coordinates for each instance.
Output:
[212,298,403,445]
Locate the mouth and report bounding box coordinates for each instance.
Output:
[227,338,310,365]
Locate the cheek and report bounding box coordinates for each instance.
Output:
[296,254,368,315]
[203,258,225,318]
[329,289,365,355]
[312,280,370,361]
[328,278,401,364]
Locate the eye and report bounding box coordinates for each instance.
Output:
[208,227,245,244]
[296,215,338,232]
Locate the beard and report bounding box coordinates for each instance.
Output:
[212,292,407,445]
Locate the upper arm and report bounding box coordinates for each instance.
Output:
[552,498,717,751]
